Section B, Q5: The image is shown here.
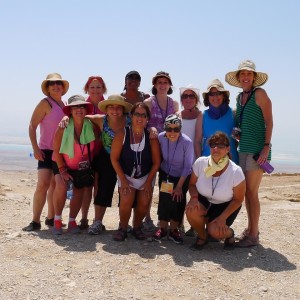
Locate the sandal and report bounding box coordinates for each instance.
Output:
[113,228,128,242]
[190,236,208,251]
[224,228,235,250]
[132,227,146,240]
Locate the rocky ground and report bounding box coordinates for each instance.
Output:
[0,170,300,299]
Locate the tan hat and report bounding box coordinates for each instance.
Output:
[225,60,268,88]
[63,95,94,116]
[98,94,133,113]
[202,79,230,99]
[41,73,69,96]
[152,71,173,85]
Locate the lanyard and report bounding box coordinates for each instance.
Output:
[211,175,221,202]
[156,96,169,120]
[48,96,64,110]
[74,131,86,159]
[166,136,180,179]
[131,127,143,166]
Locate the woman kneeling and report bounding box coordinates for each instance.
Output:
[185,132,246,250]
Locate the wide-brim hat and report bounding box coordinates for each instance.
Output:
[179,85,201,101]
[202,79,230,99]
[225,60,268,88]
[63,95,94,116]
[152,71,173,86]
[98,94,133,113]
[41,73,69,96]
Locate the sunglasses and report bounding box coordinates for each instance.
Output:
[48,81,63,86]
[181,93,196,100]
[165,127,181,133]
[72,105,87,109]
[209,143,228,149]
[208,91,222,97]
[133,112,147,118]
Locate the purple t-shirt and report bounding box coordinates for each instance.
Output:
[158,132,193,178]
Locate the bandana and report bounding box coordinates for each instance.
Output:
[204,155,229,178]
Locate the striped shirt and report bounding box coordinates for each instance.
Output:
[236,89,271,160]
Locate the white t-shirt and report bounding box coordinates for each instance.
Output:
[192,156,245,204]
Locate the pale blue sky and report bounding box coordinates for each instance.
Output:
[1,0,299,160]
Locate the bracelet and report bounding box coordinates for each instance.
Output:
[60,169,67,175]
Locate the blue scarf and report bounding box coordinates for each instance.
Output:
[207,103,229,120]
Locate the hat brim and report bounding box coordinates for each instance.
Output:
[152,75,173,86]
[63,101,94,116]
[225,70,268,88]
[41,79,69,96]
[98,99,132,113]
[202,87,230,99]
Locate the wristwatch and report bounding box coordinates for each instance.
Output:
[264,143,272,148]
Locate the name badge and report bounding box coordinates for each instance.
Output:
[160,181,174,194]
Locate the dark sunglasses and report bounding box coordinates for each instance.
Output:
[48,81,63,86]
[208,91,222,97]
[72,105,87,109]
[133,112,147,118]
[209,143,228,149]
[165,127,181,133]
[181,93,196,100]
[127,75,141,81]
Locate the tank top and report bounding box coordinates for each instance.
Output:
[39,97,65,150]
[236,90,271,160]
[63,141,95,170]
[147,96,176,133]
[120,127,152,178]
[86,96,105,115]
[202,107,239,164]
[101,115,131,154]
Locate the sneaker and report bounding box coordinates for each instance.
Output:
[52,220,63,235]
[142,219,156,232]
[22,221,41,232]
[45,217,54,227]
[78,219,89,230]
[236,235,259,248]
[152,228,167,241]
[88,220,104,235]
[67,221,81,234]
[168,229,184,244]
[132,227,146,240]
[178,224,185,235]
[185,227,196,237]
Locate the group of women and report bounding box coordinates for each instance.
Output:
[23,59,273,250]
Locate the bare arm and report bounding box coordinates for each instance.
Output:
[194,112,203,158]
[85,114,104,131]
[256,88,273,164]
[185,171,201,213]
[29,99,50,161]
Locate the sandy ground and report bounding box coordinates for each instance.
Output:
[0,170,300,299]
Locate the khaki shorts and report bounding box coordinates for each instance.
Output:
[238,153,260,172]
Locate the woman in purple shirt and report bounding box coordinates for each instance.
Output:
[153,114,193,244]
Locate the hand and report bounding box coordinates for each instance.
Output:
[149,127,158,139]
[140,181,153,199]
[172,186,183,202]
[33,148,44,161]
[209,216,228,237]
[185,198,201,213]
[120,179,132,196]
[59,116,69,129]
[256,146,270,165]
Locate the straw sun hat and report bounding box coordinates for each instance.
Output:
[41,73,69,96]
[225,60,268,88]
[98,94,133,113]
[202,79,230,99]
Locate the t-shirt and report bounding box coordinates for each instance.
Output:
[192,156,245,204]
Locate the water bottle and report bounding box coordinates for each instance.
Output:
[253,154,274,174]
[66,180,73,200]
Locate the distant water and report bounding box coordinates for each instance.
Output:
[0,143,300,173]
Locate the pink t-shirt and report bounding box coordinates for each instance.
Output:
[39,97,65,150]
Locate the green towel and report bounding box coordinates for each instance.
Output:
[59,118,95,158]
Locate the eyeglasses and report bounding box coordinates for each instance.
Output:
[72,105,87,109]
[165,127,181,133]
[181,94,196,100]
[48,81,63,86]
[133,112,147,118]
[208,91,222,97]
[209,143,228,149]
